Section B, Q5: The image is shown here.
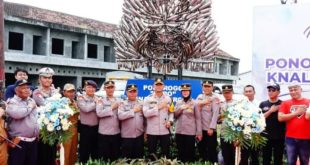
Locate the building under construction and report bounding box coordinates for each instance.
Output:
[3,2,239,89]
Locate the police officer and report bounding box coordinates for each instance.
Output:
[32,67,58,106]
[174,83,202,162]
[96,80,121,161]
[77,80,99,163]
[143,78,174,160]
[196,80,220,163]
[220,85,237,165]
[32,67,58,165]
[118,84,144,159]
[6,80,38,165]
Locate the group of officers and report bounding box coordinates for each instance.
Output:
[0,67,310,165]
[75,77,221,163]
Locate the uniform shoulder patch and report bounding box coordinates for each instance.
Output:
[6,98,16,104]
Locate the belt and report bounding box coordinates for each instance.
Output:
[18,136,36,142]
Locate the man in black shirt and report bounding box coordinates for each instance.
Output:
[259,83,285,165]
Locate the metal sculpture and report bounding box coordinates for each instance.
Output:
[304,26,310,38]
[281,0,297,4]
[114,0,219,74]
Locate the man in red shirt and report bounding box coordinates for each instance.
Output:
[278,84,310,165]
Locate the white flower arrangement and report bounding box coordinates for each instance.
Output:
[222,97,267,149]
[37,93,73,146]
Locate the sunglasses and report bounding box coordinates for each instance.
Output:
[203,85,212,88]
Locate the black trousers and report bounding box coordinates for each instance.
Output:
[240,147,259,165]
[198,130,218,163]
[220,138,235,165]
[262,138,285,165]
[37,139,57,165]
[78,124,98,163]
[98,133,121,161]
[175,134,196,162]
[9,140,37,165]
[147,134,170,160]
[121,134,144,159]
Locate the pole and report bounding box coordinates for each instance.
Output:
[163,64,167,80]
[177,65,182,80]
[147,61,152,79]
[0,0,5,99]
[163,73,167,80]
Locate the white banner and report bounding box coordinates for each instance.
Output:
[253,5,310,101]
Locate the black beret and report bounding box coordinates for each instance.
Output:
[84,80,98,88]
[14,79,31,89]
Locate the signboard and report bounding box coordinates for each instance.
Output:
[126,79,202,102]
[253,5,310,101]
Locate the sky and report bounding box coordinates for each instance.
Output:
[4,0,310,73]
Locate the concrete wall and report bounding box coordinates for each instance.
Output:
[214,57,239,77]
[4,21,47,55]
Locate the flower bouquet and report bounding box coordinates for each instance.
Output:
[37,93,74,146]
[221,97,267,150]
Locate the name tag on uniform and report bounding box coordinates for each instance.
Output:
[187,108,193,113]
[149,101,157,108]
[103,104,111,108]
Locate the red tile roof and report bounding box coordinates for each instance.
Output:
[215,49,239,60]
[4,2,117,33]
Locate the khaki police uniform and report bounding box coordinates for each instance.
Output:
[33,67,58,165]
[118,98,144,159]
[196,93,220,163]
[33,88,59,165]
[96,96,121,161]
[6,95,39,165]
[32,87,58,106]
[77,94,99,163]
[174,94,202,162]
[143,91,174,159]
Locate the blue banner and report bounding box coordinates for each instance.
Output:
[126,79,202,102]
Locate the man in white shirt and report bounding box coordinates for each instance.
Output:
[240,84,260,165]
